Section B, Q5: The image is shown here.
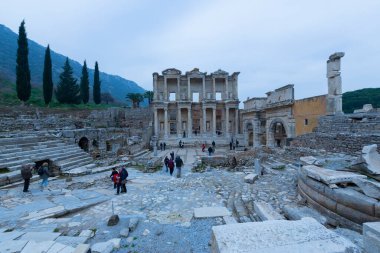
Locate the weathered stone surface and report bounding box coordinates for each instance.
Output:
[128,218,139,232]
[21,240,56,253]
[0,231,25,242]
[56,236,89,248]
[46,242,75,253]
[223,216,238,224]
[18,231,61,242]
[300,156,317,165]
[194,207,231,218]
[357,144,380,175]
[302,165,366,185]
[91,241,114,253]
[73,244,90,253]
[244,173,258,184]
[253,201,284,221]
[282,205,328,225]
[353,178,380,199]
[120,228,129,237]
[107,214,119,226]
[78,230,95,238]
[211,217,360,253]
[254,158,262,176]
[363,222,380,253]
[107,238,121,249]
[0,240,28,253]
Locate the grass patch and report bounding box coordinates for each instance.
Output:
[0,168,10,174]
[53,228,60,233]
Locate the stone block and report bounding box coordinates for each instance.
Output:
[107,238,121,249]
[107,214,119,226]
[120,228,129,237]
[78,230,95,238]
[91,241,114,253]
[300,156,317,165]
[353,178,380,200]
[73,244,90,253]
[0,240,28,253]
[18,232,61,242]
[128,218,139,232]
[244,173,258,184]
[253,201,284,221]
[194,207,231,218]
[211,217,359,253]
[223,216,238,224]
[363,222,380,253]
[302,165,366,185]
[0,231,25,242]
[282,205,328,225]
[56,236,89,247]
[21,240,56,253]
[46,242,75,253]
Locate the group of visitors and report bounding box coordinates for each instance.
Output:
[229,139,239,150]
[159,142,166,151]
[110,167,129,195]
[20,162,50,192]
[163,151,184,178]
[202,140,216,156]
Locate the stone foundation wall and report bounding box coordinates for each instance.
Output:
[291,114,380,154]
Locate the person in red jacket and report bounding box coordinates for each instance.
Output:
[110,168,119,189]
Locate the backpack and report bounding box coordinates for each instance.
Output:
[37,167,44,176]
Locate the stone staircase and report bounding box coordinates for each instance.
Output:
[0,136,95,186]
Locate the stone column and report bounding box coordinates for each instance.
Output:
[235,109,239,135]
[202,107,207,135]
[202,77,206,100]
[154,108,158,136]
[212,78,216,99]
[212,107,216,137]
[177,107,182,138]
[164,108,168,138]
[153,75,158,100]
[164,76,168,101]
[253,117,260,148]
[266,120,274,147]
[225,107,230,137]
[187,107,192,138]
[177,77,180,101]
[187,78,191,101]
[225,77,229,100]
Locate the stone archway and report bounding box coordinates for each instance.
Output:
[78,137,89,152]
[268,119,288,147]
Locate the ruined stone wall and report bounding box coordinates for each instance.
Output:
[291,114,380,154]
[293,95,327,136]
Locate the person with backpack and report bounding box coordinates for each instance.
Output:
[21,164,33,192]
[110,168,119,189]
[164,156,169,172]
[117,167,128,195]
[208,146,213,156]
[175,155,184,178]
[168,158,175,176]
[38,162,50,188]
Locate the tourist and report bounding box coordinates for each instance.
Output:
[208,146,213,156]
[117,167,128,195]
[179,140,182,148]
[183,131,186,138]
[160,142,163,151]
[163,142,166,150]
[236,139,239,148]
[229,141,233,150]
[164,156,169,172]
[170,151,175,160]
[175,155,184,178]
[168,158,175,176]
[110,168,119,189]
[21,164,32,192]
[212,140,215,148]
[201,143,206,152]
[38,162,49,188]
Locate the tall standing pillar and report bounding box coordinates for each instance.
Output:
[177,108,182,138]
[253,117,260,148]
[225,107,230,137]
[225,77,229,100]
[187,78,191,101]
[154,108,158,136]
[212,78,216,99]
[235,109,239,136]
[187,107,192,138]
[212,107,216,137]
[164,108,168,138]
[202,107,207,135]
[177,77,180,101]
[164,76,168,101]
[202,77,206,100]
[153,75,158,100]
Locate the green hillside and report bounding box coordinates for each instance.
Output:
[342,88,380,113]
[0,23,145,103]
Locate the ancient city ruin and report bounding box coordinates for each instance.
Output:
[0,52,379,253]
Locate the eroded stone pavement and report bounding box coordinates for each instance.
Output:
[0,147,361,253]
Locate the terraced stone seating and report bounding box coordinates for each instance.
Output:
[0,136,95,186]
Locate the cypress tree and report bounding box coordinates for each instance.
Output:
[93,61,101,104]
[43,45,53,105]
[55,58,81,104]
[80,60,89,104]
[16,20,31,103]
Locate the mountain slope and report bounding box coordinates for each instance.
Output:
[343,88,380,113]
[0,24,145,102]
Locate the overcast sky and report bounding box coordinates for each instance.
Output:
[1,0,380,101]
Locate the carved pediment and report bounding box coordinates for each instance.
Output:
[162,68,181,75]
[212,69,229,76]
[186,68,206,76]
